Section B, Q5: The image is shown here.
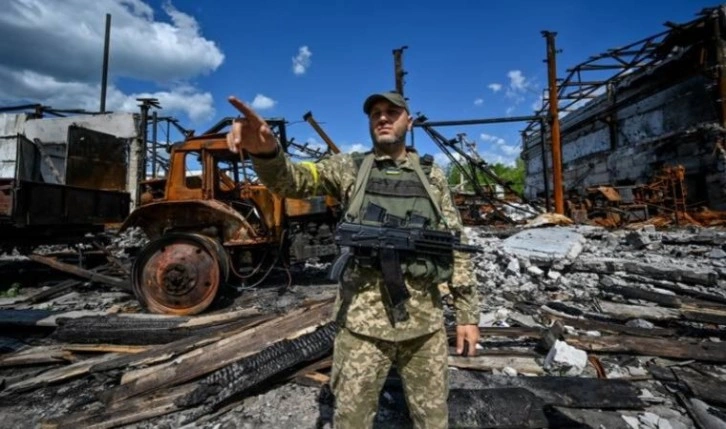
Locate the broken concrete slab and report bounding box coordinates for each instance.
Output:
[501,227,585,266]
[544,340,588,376]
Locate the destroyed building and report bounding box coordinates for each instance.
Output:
[523,5,726,211]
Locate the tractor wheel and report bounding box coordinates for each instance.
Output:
[131,233,229,315]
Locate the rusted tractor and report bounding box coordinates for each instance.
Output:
[121,124,340,315]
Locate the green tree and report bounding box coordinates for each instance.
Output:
[447,158,525,195]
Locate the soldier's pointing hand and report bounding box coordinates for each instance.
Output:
[226,96,279,156]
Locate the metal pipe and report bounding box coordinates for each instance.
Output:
[543,30,564,214]
[413,115,541,127]
[537,120,552,212]
[303,111,340,154]
[152,111,158,178]
[393,46,408,96]
[100,13,111,113]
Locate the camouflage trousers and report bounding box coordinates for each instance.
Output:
[331,327,449,429]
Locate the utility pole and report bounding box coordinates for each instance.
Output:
[543,31,564,214]
[100,14,111,113]
[393,46,408,96]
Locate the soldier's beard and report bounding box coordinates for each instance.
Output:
[372,132,406,157]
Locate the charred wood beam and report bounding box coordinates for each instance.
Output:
[546,407,634,429]
[450,371,645,409]
[619,273,726,306]
[664,367,726,408]
[53,309,265,345]
[28,255,128,290]
[543,306,726,340]
[447,388,549,429]
[176,322,337,422]
[0,352,121,394]
[41,383,196,429]
[565,334,726,362]
[102,299,333,404]
[676,392,726,429]
[89,313,274,374]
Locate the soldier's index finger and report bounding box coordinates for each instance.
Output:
[228,96,265,124]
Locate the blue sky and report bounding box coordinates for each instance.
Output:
[0,0,719,167]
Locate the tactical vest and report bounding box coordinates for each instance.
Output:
[342,151,454,282]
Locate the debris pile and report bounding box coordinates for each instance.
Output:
[0,224,725,428]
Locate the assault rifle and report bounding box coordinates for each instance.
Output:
[328,203,481,325]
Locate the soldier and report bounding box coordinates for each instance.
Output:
[226,91,480,429]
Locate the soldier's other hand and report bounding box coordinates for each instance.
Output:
[456,324,479,357]
[226,96,279,156]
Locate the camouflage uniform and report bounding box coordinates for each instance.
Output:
[251,148,479,428]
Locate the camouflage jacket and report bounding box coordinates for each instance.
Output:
[250,148,480,342]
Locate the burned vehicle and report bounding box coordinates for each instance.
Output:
[121,119,341,315]
[1,118,133,252]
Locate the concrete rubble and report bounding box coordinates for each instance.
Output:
[0,223,725,428]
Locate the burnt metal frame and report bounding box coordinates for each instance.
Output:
[412,115,546,222]
[523,6,717,136]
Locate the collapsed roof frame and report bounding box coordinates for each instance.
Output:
[523,5,721,136]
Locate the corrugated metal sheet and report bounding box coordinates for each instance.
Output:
[0,136,18,179]
[0,113,27,137]
[23,113,138,141]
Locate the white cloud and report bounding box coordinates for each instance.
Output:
[116,85,214,122]
[341,143,368,154]
[507,70,527,92]
[292,45,312,75]
[304,137,327,152]
[480,133,506,146]
[250,94,276,110]
[473,98,484,106]
[0,0,223,123]
[499,144,521,157]
[531,97,544,112]
[480,151,517,166]
[488,83,502,92]
[479,133,520,161]
[433,153,451,169]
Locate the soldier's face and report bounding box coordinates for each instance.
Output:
[368,100,412,151]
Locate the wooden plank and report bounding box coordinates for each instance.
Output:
[89,313,275,373]
[294,371,330,388]
[62,344,150,354]
[41,384,196,429]
[597,301,680,321]
[672,367,726,407]
[16,279,81,306]
[102,299,333,404]
[681,304,726,326]
[542,312,677,337]
[543,310,726,340]
[448,355,544,375]
[566,335,726,362]
[53,309,266,345]
[0,309,56,328]
[27,254,127,289]
[0,346,74,367]
[622,274,726,306]
[1,352,121,394]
